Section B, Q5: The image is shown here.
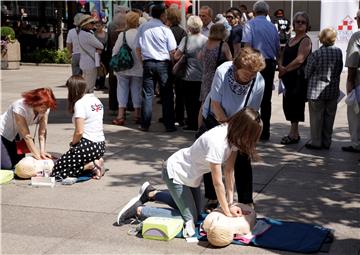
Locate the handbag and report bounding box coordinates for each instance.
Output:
[97,62,107,77]
[172,36,188,77]
[109,31,134,72]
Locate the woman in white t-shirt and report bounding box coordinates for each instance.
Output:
[51,76,106,180]
[112,11,143,126]
[117,108,262,237]
[0,88,57,169]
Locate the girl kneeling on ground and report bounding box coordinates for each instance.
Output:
[117,107,262,237]
[51,75,106,180]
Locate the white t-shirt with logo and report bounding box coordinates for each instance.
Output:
[73,94,105,143]
[166,124,235,188]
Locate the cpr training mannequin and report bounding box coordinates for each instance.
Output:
[202,203,256,247]
[15,156,54,179]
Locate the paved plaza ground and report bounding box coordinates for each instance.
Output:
[1,65,359,254]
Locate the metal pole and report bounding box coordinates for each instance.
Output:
[192,0,196,15]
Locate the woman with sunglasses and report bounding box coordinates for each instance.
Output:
[117,107,262,237]
[278,12,312,145]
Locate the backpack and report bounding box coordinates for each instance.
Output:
[110,31,134,72]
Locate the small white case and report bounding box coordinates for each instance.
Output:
[31,177,55,188]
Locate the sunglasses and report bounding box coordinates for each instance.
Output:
[226,16,234,20]
[295,20,307,25]
[355,16,360,20]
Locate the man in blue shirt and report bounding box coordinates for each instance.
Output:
[242,0,280,140]
[135,4,177,132]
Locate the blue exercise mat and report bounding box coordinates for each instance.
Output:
[194,216,333,253]
[251,218,333,253]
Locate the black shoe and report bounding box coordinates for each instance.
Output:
[182,126,197,132]
[138,126,149,132]
[165,127,177,132]
[305,143,322,150]
[260,133,270,141]
[342,146,360,153]
[139,181,156,204]
[117,197,142,225]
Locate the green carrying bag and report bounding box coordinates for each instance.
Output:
[110,31,134,72]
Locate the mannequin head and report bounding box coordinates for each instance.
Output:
[15,157,54,179]
[202,203,256,247]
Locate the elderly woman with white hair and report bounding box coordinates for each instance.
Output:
[304,28,343,150]
[173,15,208,131]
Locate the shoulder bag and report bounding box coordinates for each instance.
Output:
[172,36,188,78]
[109,31,134,72]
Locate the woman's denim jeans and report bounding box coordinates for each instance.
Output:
[140,163,202,223]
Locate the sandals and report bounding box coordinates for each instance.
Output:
[281,135,300,145]
[112,118,125,126]
[92,159,105,180]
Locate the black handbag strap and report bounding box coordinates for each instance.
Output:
[216,41,224,66]
[183,35,188,55]
[122,31,127,45]
[244,78,256,108]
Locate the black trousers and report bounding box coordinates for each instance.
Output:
[260,59,277,138]
[174,77,185,125]
[182,80,201,129]
[203,152,253,204]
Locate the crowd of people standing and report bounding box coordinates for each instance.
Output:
[1,0,359,241]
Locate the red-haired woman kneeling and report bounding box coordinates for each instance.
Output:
[0,88,57,169]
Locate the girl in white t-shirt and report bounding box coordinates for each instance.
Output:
[51,75,106,180]
[117,108,262,237]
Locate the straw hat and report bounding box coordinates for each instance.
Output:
[73,13,84,26]
[78,14,96,28]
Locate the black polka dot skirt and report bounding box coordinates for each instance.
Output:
[51,138,106,179]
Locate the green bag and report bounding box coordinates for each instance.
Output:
[110,31,134,72]
[0,170,14,184]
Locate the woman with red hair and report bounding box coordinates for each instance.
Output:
[0,88,56,169]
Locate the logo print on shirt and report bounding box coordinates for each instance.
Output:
[91,103,103,112]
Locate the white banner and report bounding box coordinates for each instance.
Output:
[321,0,359,64]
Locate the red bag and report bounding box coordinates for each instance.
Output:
[16,139,31,155]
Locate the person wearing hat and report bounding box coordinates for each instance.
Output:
[77,14,104,93]
[66,13,84,75]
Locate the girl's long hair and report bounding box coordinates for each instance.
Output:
[66,75,88,113]
[227,107,262,160]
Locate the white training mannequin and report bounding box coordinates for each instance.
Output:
[202,203,256,247]
[15,156,54,179]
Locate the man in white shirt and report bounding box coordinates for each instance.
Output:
[135,4,177,132]
[199,6,214,37]
[66,13,84,75]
